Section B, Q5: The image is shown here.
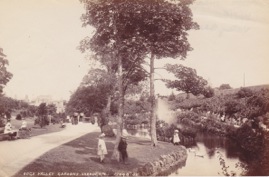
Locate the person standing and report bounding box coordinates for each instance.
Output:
[97,133,107,163]
[118,136,128,164]
[173,129,180,145]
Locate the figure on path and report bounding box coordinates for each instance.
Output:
[97,133,107,163]
[118,136,128,164]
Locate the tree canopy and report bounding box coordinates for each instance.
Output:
[80,0,199,146]
[0,48,13,94]
[66,84,110,117]
[164,64,208,98]
[219,84,232,90]
[80,0,198,62]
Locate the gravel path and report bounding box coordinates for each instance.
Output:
[0,123,100,177]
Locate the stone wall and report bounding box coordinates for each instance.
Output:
[135,146,187,176]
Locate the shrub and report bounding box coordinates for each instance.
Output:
[101,124,115,137]
[236,87,253,98]
[0,117,5,127]
[35,116,49,128]
[219,84,232,90]
[202,86,215,98]
[168,92,176,101]
[16,114,22,120]
[224,100,244,117]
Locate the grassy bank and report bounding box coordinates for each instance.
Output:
[14,132,184,177]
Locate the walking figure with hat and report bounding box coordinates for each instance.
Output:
[118,136,128,164]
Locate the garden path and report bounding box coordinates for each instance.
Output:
[0,123,100,177]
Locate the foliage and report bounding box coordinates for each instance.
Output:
[36,103,49,128]
[99,109,110,127]
[236,87,254,98]
[217,151,237,176]
[124,99,150,115]
[156,120,172,142]
[16,113,22,120]
[124,114,150,125]
[0,116,5,127]
[0,95,37,126]
[47,104,57,116]
[164,64,208,98]
[224,100,244,118]
[174,87,269,123]
[176,110,232,135]
[202,86,215,98]
[80,0,198,58]
[80,0,199,146]
[245,89,269,119]
[101,124,115,137]
[168,92,176,101]
[66,85,109,116]
[219,84,232,90]
[0,48,13,93]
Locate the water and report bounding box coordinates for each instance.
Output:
[170,133,247,176]
[155,98,249,176]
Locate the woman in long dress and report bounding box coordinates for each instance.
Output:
[97,133,107,163]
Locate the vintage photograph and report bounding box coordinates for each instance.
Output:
[0,0,269,176]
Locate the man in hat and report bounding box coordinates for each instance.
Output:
[118,136,128,164]
[97,133,107,163]
[173,129,180,145]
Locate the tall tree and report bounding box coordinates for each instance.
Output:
[80,0,198,147]
[80,0,148,159]
[36,103,49,128]
[66,85,110,116]
[164,64,208,99]
[0,48,13,94]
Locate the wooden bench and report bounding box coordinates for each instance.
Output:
[0,127,11,140]
[0,127,18,141]
[0,133,11,141]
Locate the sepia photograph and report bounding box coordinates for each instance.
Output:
[0,0,269,176]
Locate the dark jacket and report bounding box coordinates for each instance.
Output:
[118,139,127,152]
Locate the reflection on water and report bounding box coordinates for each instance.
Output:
[170,133,248,176]
[127,128,255,176]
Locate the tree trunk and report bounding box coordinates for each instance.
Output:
[186,92,190,99]
[105,95,111,117]
[150,53,158,146]
[111,57,123,161]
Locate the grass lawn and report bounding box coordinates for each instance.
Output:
[15,132,183,176]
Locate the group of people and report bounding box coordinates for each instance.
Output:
[97,133,128,164]
[4,120,30,140]
[97,129,181,164]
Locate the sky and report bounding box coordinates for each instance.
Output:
[0,0,269,100]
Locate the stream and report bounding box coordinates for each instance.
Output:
[170,132,248,176]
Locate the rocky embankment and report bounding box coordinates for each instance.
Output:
[135,146,187,176]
